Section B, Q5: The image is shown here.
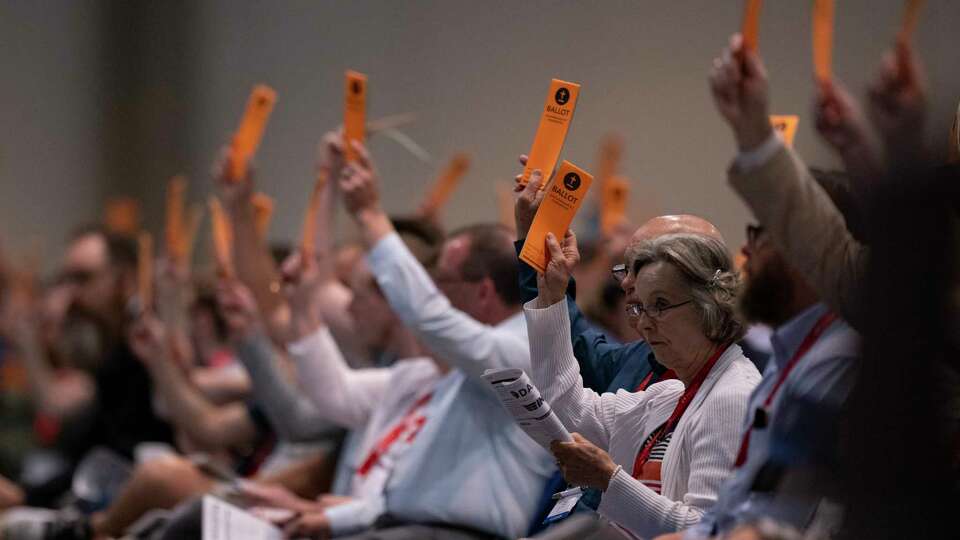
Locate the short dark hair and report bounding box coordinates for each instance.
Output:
[449,223,521,306]
[809,168,868,244]
[392,216,444,268]
[71,224,137,273]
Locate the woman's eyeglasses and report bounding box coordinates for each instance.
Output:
[625,300,693,320]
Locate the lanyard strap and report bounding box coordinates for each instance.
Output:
[733,311,838,468]
[356,391,434,477]
[632,343,730,478]
[634,368,677,392]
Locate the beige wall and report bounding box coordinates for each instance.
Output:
[3,1,959,265]
[0,1,104,266]
[185,0,960,250]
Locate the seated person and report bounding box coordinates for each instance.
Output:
[527,230,760,538]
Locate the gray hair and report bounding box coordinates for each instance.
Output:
[625,233,744,343]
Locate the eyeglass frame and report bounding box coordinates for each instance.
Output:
[624,299,693,320]
[611,263,628,282]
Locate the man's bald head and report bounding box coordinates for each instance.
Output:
[630,215,724,246]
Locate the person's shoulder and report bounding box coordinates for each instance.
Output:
[812,318,861,359]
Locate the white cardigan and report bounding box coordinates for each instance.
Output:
[525,298,761,538]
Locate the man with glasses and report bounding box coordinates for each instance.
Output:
[656,34,865,540]
[23,226,173,506]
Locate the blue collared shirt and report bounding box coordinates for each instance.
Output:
[687,303,859,537]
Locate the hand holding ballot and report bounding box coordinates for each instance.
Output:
[815,79,876,159]
[551,433,619,491]
[537,231,579,307]
[709,33,773,152]
[513,156,546,238]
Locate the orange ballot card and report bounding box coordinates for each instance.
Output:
[344,71,368,163]
[137,232,153,312]
[741,0,763,52]
[770,115,799,148]
[601,175,630,236]
[899,0,925,43]
[251,192,274,241]
[421,153,471,215]
[520,79,581,188]
[208,197,234,278]
[230,85,277,182]
[812,0,835,82]
[165,176,187,260]
[520,161,594,273]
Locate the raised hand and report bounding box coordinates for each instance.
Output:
[128,314,168,366]
[216,279,262,343]
[536,230,580,307]
[513,154,547,239]
[867,39,926,149]
[550,433,619,491]
[279,251,324,340]
[211,146,254,211]
[708,33,773,152]
[815,79,872,154]
[338,141,382,218]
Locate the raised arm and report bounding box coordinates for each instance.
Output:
[212,147,289,345]
[232,331,338,442]
[709,34,867,326]
[275,253,389,429]
[128,314,258,452]
[513,162,640,391]
[338,140,530,378]
[525,231,640,449]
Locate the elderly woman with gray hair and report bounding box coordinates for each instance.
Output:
[526,230,761,538]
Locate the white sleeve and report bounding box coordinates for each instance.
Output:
[287,327,392,430]
[366,232,530,378]
[524,296,638,450]
[323,495,386,537]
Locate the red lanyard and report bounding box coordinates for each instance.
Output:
[733,311,837,468]
[634,368,677,392]
[356,391,434,477]
[632,343,730,478]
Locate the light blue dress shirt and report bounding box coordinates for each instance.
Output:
[686,303,859,538]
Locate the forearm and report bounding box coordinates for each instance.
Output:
[288,328,388,428]
[354,208,394,250]
[525,297,611,446]
[147,360,249,449]
[324,496,386,537]
[258,451,339,499]
[368,232,530,377]
[228,197,287,338]
[730,146,868,326]
[236,332,336,442]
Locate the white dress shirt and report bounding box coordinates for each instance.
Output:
[286,232,554,537]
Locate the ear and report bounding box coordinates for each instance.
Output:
[477,277,497,307]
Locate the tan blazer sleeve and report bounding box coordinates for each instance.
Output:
[729,146,867,327]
